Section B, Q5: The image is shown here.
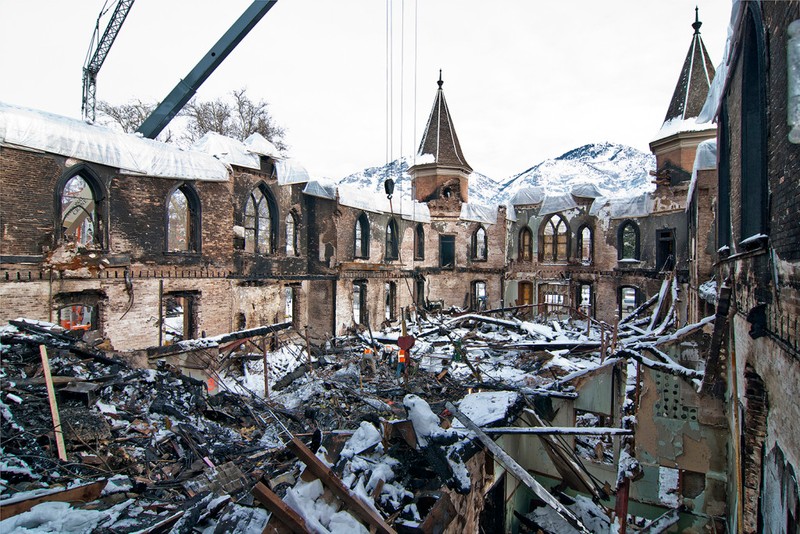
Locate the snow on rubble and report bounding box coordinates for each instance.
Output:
[0,295,712,532]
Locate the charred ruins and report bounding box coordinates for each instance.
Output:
[2,2,800,533]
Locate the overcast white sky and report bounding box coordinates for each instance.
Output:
[0,0,732,180]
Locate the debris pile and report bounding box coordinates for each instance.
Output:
[1,282,715,533]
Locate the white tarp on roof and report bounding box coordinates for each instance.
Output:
[303,179,337,199]
[305,181,431,222]
[651,116,715,143]
[686,139,717,211]
[275,159,311,185]
[244,133,281,158]
[459,202,498,225]
[589,194,653,219]
[570,182,604,199]
[0,102,229,181]
[509,186,545,206]
[539,193,578,216]
[192,132,260,170]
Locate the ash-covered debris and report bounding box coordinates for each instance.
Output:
[0,297,710,532]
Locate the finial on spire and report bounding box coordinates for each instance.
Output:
[692,6,702,34]
[437,69,443,88]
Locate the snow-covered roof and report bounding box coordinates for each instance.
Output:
[244,133,281,158]
[192,131,260,170]
[509,186,545,206]
[459,202,498,225]
[539,193,579,216]
[0,102,229,182]
[275,159,311,185]
[651,116,715,143]
[303,180,431,222]
[686,138,717,211]
[590,193,653,219]
[570,183,604,199]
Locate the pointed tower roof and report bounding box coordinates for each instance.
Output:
[662,8,716,124]
[416,72,472,173]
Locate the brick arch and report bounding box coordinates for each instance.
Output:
[742,364,769,533]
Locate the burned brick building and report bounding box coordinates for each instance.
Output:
[698,1,800,531]
[0,76,508,352]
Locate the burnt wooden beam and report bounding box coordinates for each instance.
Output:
[0,479,107,519]
[252,482,308,534]
[701,281,731,398]
[445,402,591,534]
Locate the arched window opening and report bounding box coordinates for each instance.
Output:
[167,185,200,252]
[540,214,569,262]
[244,186,276,254]
[618,220,640,260]
[519,227,533,261]
[60,174,98,246]
[740,6,768,242]
[386,218,399,260]
[355,213,370,259]
[286,213,298,256]
[472,226,487,260]
[578,225,593,265]
[414,224,425,260]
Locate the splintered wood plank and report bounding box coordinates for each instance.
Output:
[40,345,67,461]
[0,479,107,520]
[252,482,308,534]
[445,402,591,534]
[285,437,396,534]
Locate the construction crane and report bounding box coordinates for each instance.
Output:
[82,0,136,122]
[137,0,277,139]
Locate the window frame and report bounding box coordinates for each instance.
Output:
[352,280,368,325]
[285,212,299,256]
[518,227,533,261]
[539,214,570,262]
[243,183,278,255]
[471,280,487,311]
[439,234,456,269]
[577,224,593,265]
[619,285,640,319]
[472,225,488,261]
[166,183,202,253]
[414,223,425,260]
[55,165,106,249]
[617,220,640,261]
[385,218,399,261]
[354,212,370,259]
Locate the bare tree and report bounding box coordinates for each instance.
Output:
[183,88,287,150]
[97,88,286,150]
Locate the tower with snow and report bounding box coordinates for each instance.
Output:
[649,8,716,186]
[409,73,473,218]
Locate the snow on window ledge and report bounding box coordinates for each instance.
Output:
[739,234,768,248]
[618,258,642,264]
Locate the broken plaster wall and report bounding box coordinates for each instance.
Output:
[633,363,728,529]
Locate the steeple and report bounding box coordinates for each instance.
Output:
[662,8,716,125]
[409,73,472,210]
[415,72,472,174]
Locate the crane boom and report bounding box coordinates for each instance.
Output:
[82,0,136,121]
[137,0,277,139]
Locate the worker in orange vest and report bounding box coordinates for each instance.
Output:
[396,349,407,377]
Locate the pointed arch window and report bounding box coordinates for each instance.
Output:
[167,184,201,252]
[740,5,768,243]
[472,226,488,260]
[244,185,277,254]
[385,218,399,261]
[414,223,425,260]
[540,214,569,262]
[59,172,102,247]
[577,225,593,265]
[354,212,370,259]
[286,212,298,256]
[519,227,533,261]
[618,220,640,260]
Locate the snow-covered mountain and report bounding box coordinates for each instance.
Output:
[499,142,656,201]
[335,142,656,207]
[336,156,502,206]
